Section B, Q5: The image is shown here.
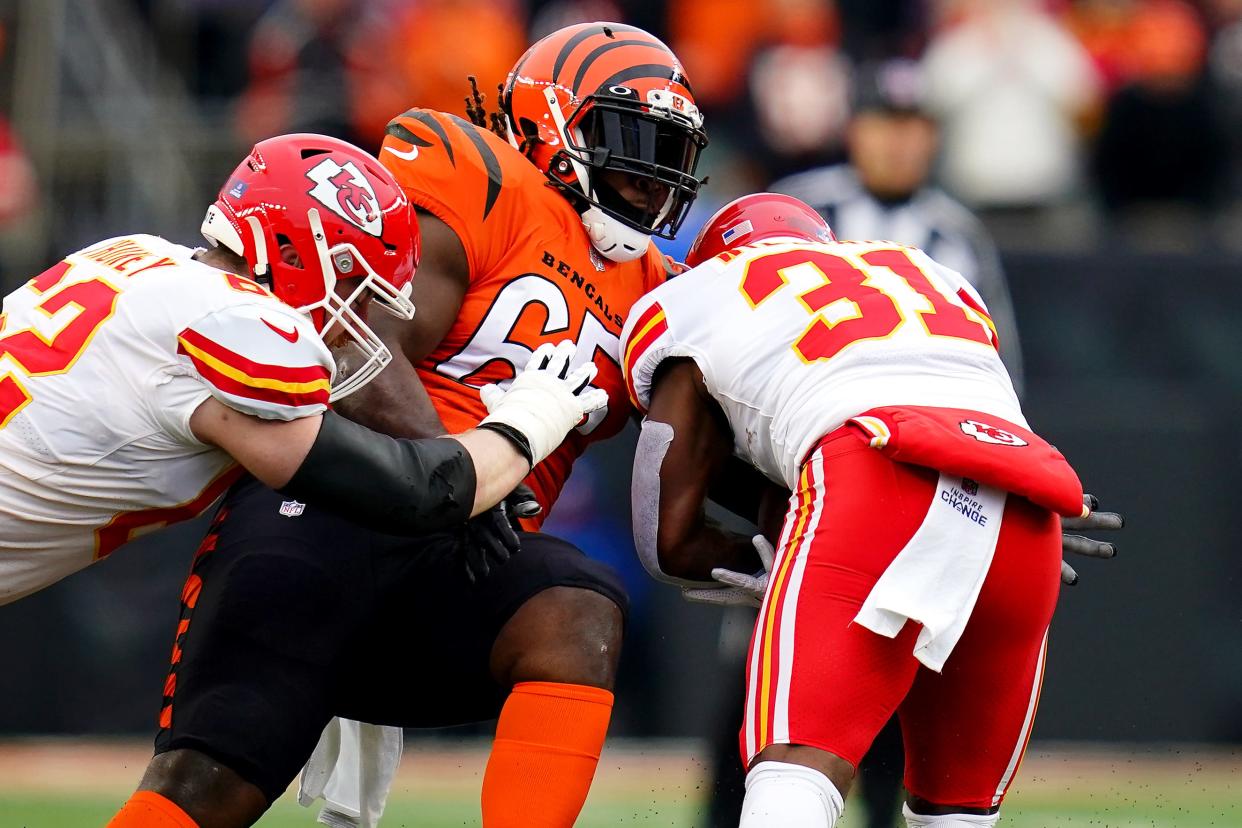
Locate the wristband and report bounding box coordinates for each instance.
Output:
[477,421,534,467]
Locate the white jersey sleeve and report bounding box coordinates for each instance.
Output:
[620,290,700,414]
[164,301,334,428]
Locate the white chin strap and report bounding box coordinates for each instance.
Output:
[581,205,651,263]
[543,88,654,264]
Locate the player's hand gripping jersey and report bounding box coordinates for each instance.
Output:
[0,234,332,603]
[381,108,670,516]
[622,238,1024,491]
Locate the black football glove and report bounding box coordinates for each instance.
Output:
[460,500,520,583]
[1060,493,1123,586]
[506,482,542,523]
[458,483,542,583]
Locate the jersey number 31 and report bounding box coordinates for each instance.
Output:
[740,247,996,363]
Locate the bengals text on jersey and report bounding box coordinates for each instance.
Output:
[380,107,672,520]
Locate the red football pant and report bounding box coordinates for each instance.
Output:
[741,427,1061,809]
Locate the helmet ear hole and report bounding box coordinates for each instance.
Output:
[275,234,303,269]
[204,132,417,398]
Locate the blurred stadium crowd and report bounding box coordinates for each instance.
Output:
[4,0,1242,274]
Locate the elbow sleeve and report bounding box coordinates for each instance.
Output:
[631,419,715,588]
[282,411,477,535]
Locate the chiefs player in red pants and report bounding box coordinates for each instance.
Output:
[621,193,1120,827]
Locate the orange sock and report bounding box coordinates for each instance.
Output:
[106,791,198,828]
[481,681,615,828]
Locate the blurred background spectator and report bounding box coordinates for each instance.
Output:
[1085,1,1225,216]
[235,0,374,145]
[921,0,1100,211]
[772,57,1023,387]
[0,16,37,289]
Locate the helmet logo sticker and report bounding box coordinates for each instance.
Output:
[721,220,753,245]
[306,158,383,237]
[646,89,703,128]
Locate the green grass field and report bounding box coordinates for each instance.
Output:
[1,740,1239,827]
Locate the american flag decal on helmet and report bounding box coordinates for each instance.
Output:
[722,220,753,245]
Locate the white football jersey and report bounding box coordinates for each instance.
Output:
[621,239,1025,490]
[0,234,334,604]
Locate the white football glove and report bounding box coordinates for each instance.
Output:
[682,535,776,608]
[479,341,609,467]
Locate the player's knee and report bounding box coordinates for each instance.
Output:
[138,750,267,828]
[903,801,1000,827]
[740,761,845,827]
[491,586,624,690]
[751,743,854,796]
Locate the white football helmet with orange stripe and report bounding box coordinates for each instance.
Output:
[201,133,418,400]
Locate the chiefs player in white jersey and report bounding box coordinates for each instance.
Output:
[0,132,605,605]
[621,193,1119,828]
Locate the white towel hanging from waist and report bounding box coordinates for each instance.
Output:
[854,473,1007,672]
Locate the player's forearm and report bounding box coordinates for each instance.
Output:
[279,412,476,534]
[659,517,761,582]
[453,429,532,516]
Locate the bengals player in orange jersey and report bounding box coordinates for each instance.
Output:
[110,23,708,828]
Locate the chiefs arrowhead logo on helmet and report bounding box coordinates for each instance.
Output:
[959,419,1028,447]
[305,158,383,237]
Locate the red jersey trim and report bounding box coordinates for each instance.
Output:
[623,300,668,411]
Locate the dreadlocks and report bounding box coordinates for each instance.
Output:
[464,75,537,155]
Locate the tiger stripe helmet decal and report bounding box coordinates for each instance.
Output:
[499,22,707,254]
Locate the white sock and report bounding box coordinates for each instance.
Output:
[739,760,845,828]
[903,802,1000,827]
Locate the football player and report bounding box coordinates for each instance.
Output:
[111,23,707,828]
[622,193,1121,828]
[0,132,604,606]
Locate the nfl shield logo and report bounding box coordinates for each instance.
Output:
[961,478,979,496]
[279,500,306,518]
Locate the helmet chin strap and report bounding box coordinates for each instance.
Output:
[542,87,654,263]
[581,205,650,263]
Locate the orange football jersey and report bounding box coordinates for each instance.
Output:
[380,108,668,522]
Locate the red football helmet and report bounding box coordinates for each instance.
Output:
[685,193,836,268]
[201,133,418,400]
[500,22,707,262]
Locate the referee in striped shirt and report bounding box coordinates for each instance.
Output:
[771,58,1024,395]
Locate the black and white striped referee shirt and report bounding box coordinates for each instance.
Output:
[771,164,1024,394]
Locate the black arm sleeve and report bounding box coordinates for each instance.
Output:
[281,411,477,535]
